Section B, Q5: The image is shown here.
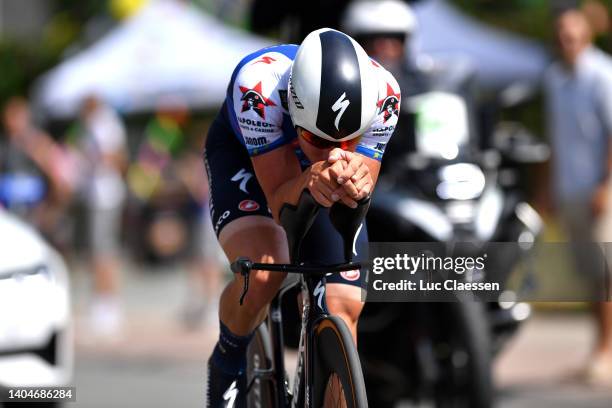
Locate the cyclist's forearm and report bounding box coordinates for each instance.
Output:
[268,168,312,223]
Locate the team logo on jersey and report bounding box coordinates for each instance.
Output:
[340,270,360,282]
[239,81,276,119]
[253,56,276,65]
[377,83,400,123]
[238,199,260,212]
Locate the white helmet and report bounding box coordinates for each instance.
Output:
[288,28,379,142]
[341,0,417,38]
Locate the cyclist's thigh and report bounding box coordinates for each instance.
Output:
[204,114,289,269]
[220,216,289,267]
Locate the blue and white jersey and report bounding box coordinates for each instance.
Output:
[223,44,400,161]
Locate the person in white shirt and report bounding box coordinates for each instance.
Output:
[76,96,128,337]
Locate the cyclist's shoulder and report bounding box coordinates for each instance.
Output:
[235,45,298,76]
[370,59,401,94]
[240,44,299,63]
[231,44,297,96]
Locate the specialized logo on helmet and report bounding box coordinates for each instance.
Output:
[239,81,276,119]
[377,83,400,123]
[332,92,350,131]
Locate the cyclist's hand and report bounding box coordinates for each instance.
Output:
[307,161,345,207]
[328,149,372,203]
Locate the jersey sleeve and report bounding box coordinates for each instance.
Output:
[356,65,401,161]
[230,53,292,156]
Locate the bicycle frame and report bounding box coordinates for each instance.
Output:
[239,190,370,407]
[238,260,360,408]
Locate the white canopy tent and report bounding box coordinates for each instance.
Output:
[412,0,549,89]
[34,0,274,118]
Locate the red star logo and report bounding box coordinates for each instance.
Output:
[376,83,400,123]
[239,81,276,119]
[253,56,276,65]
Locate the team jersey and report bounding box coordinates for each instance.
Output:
[222,44,400,161]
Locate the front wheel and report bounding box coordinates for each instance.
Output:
[246,323,277,408]
[312,316,368,408]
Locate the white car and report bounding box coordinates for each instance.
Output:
[0,209,73,391]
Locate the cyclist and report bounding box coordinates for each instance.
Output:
[204,28,400,407]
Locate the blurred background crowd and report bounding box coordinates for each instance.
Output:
[3,0,612,406]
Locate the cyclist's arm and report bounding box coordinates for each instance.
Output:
[252,146,344,222]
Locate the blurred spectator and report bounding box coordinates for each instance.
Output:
[0,97,74,243]
[69,95,128,338]
[127,99,189,259]
[544,8,612,385]
[127,101,224,328]
[582,0,610,37]
[176,148,224,329]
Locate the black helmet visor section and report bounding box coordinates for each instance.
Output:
[315,30,363,141]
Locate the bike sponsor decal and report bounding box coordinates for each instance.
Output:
[270,308,282,322]
[377,83,400,123]
[313,280,326,310]
[231,168,253,194]
[340,270,360,281]
[238,199,260,212]
[239,81,276,119]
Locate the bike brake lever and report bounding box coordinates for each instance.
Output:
[231,257,253,305]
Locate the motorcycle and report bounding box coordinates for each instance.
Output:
[360,89,548,407]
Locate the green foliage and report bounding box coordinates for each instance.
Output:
[452,0,554,42]
[0,0,108,108]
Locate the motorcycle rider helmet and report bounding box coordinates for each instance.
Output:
[341,0,417,40]
[288,28,379,142]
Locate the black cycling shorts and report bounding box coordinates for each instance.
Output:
[204,109,368,288]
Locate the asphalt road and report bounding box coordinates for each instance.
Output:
[68,263,612,407]
[70,313,612,408]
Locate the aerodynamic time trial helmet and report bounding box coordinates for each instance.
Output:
[288,28,380,142]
